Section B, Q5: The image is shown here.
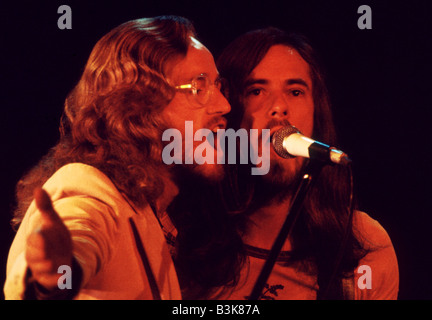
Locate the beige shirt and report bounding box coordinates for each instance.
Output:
[4,163,181,300]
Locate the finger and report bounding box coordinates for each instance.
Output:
[26,231,49,260]
[30,273,61,292]
[33,188,62,224]
[26,232,72,276]
[26,258,56,275]
[27,230,44,250]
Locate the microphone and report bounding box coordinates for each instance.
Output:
[271,126,351,165]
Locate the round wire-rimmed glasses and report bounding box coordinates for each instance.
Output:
[175,73,223,107]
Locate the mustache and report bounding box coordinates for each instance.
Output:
[206,116,227,130]
[265,119,291,130]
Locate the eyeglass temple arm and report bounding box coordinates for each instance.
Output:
[175,84,193,90]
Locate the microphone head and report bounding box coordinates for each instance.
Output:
[271,126,301,159]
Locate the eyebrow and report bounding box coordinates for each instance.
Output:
[179,72,221,84]
[244,78,310,89]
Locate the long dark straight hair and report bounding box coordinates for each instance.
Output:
[217,27,369,299]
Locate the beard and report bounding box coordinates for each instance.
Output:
[265,159,299,186]
[167,162,224,229]
[174,159,225,184]
[246,157,306,210]
[171,162,224,190]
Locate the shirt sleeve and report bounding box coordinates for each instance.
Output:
[353,211,399,300]
[4,195,119,299]
[50,195,120,288]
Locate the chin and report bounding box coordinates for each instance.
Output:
[263,158,304,186]
[193,163,225,182]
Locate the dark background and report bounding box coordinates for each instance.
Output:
[0,0,431,300]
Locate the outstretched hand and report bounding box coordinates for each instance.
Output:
[25,188,73,292]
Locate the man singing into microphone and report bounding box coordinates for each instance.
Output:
[216,27,399,299]
[4,16,243,300]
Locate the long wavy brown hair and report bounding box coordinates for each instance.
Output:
[13,16,194,227]
[11,16,245,299]
[217,27,370,299]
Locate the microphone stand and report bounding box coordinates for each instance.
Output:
[248,160,324,300]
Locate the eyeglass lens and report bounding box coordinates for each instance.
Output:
[193,76,211,105]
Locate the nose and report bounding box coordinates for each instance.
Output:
[207,89,231,115]
[268,93,289,119]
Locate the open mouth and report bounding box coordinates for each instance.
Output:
[209,118,227,133]
[268,119,293,138]
[208,118,227,150]
[269,125,285,139]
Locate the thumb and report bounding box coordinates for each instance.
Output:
[33,188,61,224]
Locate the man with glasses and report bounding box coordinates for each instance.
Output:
[4,16,243,300]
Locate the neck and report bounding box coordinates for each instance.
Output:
[154,174,179,217]
[243,190,294,251]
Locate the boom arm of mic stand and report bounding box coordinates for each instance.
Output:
[248,161,323,300]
